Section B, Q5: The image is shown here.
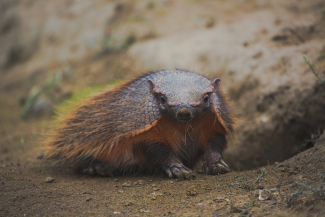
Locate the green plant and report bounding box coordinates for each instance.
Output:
[300,129,322,150]
[295,181,325,197]
[303,55,325,82]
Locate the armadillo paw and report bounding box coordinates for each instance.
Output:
[164,163,195,180]
[208,159,229,175]
[82,163,115,176]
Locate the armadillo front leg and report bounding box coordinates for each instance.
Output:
[203,134,229,175]
[146,143,195,180]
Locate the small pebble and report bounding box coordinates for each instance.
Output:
[197,201,209,206]
[230,205,242,213]
[187,189,198,196]
[45,177,55,183]
[124,202,133,206]
[37,152,45,159]
[242,210,249,215]
[259,189,271,200]
[122,181,131,187]
[139,209,150,213]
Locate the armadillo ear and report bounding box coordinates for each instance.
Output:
[211,78,221,91]
[147,80,155,93]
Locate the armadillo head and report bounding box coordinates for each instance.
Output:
[147,70,221,125]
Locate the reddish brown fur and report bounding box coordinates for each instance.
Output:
[91,113,226,164]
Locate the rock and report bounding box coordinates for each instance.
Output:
[139,209,150,213]
[230,205,242,213]
[124,201,133,206]
[31,98,53,116]
[187,189,198,196]
[37,152,45,159]
[242,210,249,215]
[213,197,226,202]
[288,170,298,175]
[45,177,55,183]
[196,202,208,206]
[151,192,163,196]
[122,181,131,187]
[258,189,271,200]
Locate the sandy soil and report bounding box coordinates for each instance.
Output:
[1,0,325,216]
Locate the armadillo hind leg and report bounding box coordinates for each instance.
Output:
[203,134,230,175]
[82,163,117,176]
[75,155,115,176]
[146,142,195,180]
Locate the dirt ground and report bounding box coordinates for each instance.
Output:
[1,132,325,216]
[1,0,325,216]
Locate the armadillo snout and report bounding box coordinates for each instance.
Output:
[176,105,193,122]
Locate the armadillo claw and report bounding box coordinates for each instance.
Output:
[164,163,195,180]
[209,159,229,175]
[165,168,173,179]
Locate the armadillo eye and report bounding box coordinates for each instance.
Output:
[203,95,209,103]
[160,95,167,104]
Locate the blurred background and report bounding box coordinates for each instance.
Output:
[1,0,325,170]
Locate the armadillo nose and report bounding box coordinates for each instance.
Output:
[176,106,193,122]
